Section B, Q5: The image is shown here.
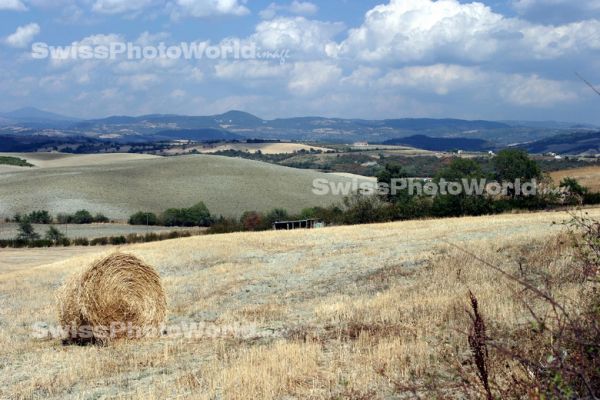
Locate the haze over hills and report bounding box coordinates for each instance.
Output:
[382,135,493,152]
[1,107,598,147]
[519,131,600,155]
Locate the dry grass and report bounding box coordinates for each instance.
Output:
[550,165,600,192]
[0,152,161,168]
[1,208,599,399]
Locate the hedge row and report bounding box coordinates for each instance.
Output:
[0,230,198,248]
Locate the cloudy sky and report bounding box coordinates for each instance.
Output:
[0,0,599,122]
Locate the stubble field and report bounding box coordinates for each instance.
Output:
[1,207,598,399]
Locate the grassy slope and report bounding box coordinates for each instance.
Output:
[1,208,599,399]
[0,152,161,168]
[0,154,367,219]
[550,165,600,192]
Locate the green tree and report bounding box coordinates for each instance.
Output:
[187,202,213,227]
[432,157,492,217]
[560,177,589,205]
[161,202,213,227]
[17,218,40,241]
[560,177,588,196]
[342,194,389,225]
[494,149,542,184]
[129,212,158,226]
[72,210,93,224]
[45,226,65,243]
[436,157,486,181]
[376,163,410,203]
[28,210,52,224]
[264,208,290,228]
[93,213,109,223]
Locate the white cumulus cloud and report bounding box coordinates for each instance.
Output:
[92,0,155,14]
[215,60,290,80]
[333,0,600,64]
[288,61,341,95]
[5,23,40,48]
[171,0,249,18]
[382,64,487,95]
[252,16,345,57]
[0,0,26,10]
[260,1,318,19]
[499,74,578,107]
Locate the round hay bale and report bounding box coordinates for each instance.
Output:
[57,253,167,344]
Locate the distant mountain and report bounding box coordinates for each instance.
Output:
[156,128,245,142]
[519,131,600,155]
[383,135,493,152]
[0,107,78,122]
[0,108,595,145]
[215,110,264,127]
[382,118,509,131]
[502,120,599,130]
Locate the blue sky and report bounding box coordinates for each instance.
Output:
[0,0,599,122]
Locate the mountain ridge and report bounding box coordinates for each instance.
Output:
[1,107,598,146]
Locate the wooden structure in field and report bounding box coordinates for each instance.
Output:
[272,219,325,230]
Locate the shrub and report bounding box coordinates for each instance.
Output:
[129,211,159,226]
[161,202,213,227]
[264,208,290,227]
[28,210,52,224]
[44,226,65,243]
[342,194,390,225]
[55,210,108,224]
[72,210,93,224]
[72,237,89,246]
[90,237,109,246]
[208,216,244,234]
[109,236,127,245]
[56,213,71,224]
[16,218,40,241]
[584,192,600,205]
[93,213,109,223]
[240,211,264,231]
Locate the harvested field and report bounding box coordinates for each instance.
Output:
[550,165,600,192]
[1,207,598,399]
[0,152,161,168]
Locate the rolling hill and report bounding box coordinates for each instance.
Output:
[156,128,244,142]
[0,153,369,219]
[2,108,596,145]
[520,131,600,155]
[382,134,492,151]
